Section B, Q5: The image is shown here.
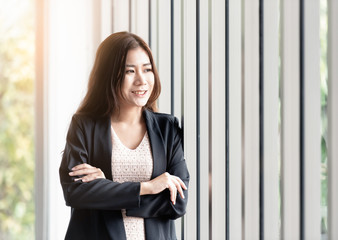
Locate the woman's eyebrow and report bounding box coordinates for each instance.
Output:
[125,63,152,67]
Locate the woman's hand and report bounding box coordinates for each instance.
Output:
[140,172,187,205]
[69,163,106,182]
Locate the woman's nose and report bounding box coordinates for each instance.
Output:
[135,71,147,85]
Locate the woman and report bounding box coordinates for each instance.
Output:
[59,32,189,240]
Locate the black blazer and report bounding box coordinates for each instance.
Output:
[59,110,189,240]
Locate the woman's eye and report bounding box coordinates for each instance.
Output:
[126,69,134,73]
[145,68,152,72]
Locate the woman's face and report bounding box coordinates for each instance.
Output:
[120,47,155,110]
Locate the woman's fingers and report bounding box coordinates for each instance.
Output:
[174,176,187,190]
[69,167,98,176]
[149,172,187,205]
[131,172,188,204]
[69,163,105,182]
[167,181,177,204]
[80,169,105,182]
[71,163,94,171]
[172,177,185,200]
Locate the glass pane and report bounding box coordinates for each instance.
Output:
[0,0,35,239]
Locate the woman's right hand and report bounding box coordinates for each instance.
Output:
[140,172,187,205]
[69,163,106,182]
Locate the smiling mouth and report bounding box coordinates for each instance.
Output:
[132,90,147,95]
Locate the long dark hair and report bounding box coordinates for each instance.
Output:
[76,32,161,117]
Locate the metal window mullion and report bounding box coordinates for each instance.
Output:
[171,0,175,116]
[180,1,185,238]
[111,0,129,33]
[133,0,149,43]
[210,0,226,238]
[172,0,183,237]
[328,0,338,238]
[157,0,171,114]
[182,0,197,239]
[173,0,182,120]
[259,0,264,237]
[208,0,212,238]
[263,0,280,239]
[148,0,151,47]
[225,0,230,238]
[196,0,201,238]
[199,0,210,238]
[149,0,158,60]
[303,0,321,239]
[280,0,300,239]
[228,0,242,238]
[128,0,132,31]
[243,0,260,239]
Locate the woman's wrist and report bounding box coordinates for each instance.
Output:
[140,181,152,195]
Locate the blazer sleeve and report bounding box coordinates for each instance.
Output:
[126,117,190,220]
[59,115,141,210]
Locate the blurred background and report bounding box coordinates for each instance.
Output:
[0,0,337,239]
[0,0,35,239]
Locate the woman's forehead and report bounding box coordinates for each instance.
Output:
[125,47,150,65]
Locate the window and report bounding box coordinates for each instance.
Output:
[0,0,35,238]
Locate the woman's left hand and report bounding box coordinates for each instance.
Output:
[69,163,106,182]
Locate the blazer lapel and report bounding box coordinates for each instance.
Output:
[93,116,113,181]
[93,111,167,181]
[143,110,167,179]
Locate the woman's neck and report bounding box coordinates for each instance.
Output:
[111,107,144,125]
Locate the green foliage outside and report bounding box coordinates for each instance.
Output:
[320,0,328,235]
[0,0,35,239]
